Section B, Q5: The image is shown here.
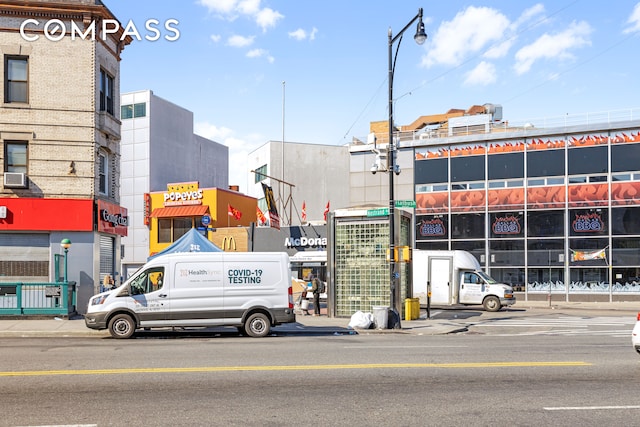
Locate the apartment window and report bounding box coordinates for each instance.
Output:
[99,69,114,115]
[133,102,146,117]
[120,102,146,120]
[255,164,267,183]
[98,152,108,195]
[5,57,28,103]
[121,104,133,119]
[5,141,28,173]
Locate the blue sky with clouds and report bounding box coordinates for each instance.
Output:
[105,0,640,191]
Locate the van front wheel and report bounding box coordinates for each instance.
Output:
[244,313,271,338]
[483,296,501,312]
[108,313,136,339]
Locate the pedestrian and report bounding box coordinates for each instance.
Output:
[312,276,321,316]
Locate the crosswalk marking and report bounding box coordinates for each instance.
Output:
[471,316,635,337]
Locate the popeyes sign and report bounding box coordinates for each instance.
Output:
[163,182,203,206]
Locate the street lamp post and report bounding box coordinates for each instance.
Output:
[60,238,71,282]
[387,9,427,328]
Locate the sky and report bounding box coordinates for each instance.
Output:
[104,0,640,193]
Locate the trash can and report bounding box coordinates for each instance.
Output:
[372,306,389,329]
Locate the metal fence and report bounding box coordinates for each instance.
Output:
[0,282,76,316]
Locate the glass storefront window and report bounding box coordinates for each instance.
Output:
[612,207,640,235]
[414,157,448,184]
[568,145,608,175]
[416,215,448,240]
[612,237,640,265]
[569,209,608,237]
[527,149,564,177]
[527,210,565,237]
[158,219,171,243]
[490,212,524,239]
[527,268,565,293]
[488,152,523,179]
[451,155,484,182]
[569,268,609,292]
[489,240,524,266]
[527,239,564,266]
[173,218,193,241]
[451,213,484,239]
[489,268,525,290]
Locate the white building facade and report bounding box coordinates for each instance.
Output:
[119,90,228,276]
[248,141,350,227]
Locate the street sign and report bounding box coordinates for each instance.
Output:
[395,200,416,208]
[367,208,389,217]
[201,215,211,226]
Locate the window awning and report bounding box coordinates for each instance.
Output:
[150,205,209,218]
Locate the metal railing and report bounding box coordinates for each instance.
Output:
[0,281,76,316]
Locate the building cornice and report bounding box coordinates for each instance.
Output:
[0,0,132,55]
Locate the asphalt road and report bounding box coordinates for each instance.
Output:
[1,312,638,426]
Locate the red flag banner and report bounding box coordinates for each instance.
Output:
[302,201,307,222]
[256,206,266,225]
[324,201,330,221]
[228,204,242,220]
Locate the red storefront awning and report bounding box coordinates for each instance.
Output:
[150,205,209,218]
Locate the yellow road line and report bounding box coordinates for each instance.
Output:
[0,361,591,377]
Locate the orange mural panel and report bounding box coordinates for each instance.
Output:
[488,142,524,154]
[527,186,566,209]
[611,132,640,144]
[416,192,449,214]
[450,190,485,212]
[568,183,609,207]
[487,188,524,211]
[611,182,640,205]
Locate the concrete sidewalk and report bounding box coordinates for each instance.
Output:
[0,300,637,337]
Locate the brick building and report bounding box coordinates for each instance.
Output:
[0,0,131,312]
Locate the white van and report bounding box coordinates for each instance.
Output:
[85,252,295,338]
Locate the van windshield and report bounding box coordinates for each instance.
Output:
[477,270,498,284]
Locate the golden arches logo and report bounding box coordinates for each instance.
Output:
[222,236,237,251]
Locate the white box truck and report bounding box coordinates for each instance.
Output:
[85,251,295,338]
[412,250,515,312]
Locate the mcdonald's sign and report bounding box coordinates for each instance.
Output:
[222,236,237,251]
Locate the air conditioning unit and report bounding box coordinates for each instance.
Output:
[3,172,27,188]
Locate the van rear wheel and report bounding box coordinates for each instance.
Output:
[108,313,136,339]
[244,313,271,338]
[483,296,501,312]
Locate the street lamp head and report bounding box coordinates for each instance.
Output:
[414,20,427,45]
[60,238,72,250]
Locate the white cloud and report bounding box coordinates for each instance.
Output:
[422,6,510,68]
[247,48,275,63]
[227,34,255,47]
[624,2,640,34]
[513,20,592,75]
[194,121,266,192]
[288,27,318,41]
[198,0,283,32]
[511,3,546,30]
[464,61,497,86]
[255,8,284,32]
[194,122,234,141]
[210,34,221,43]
